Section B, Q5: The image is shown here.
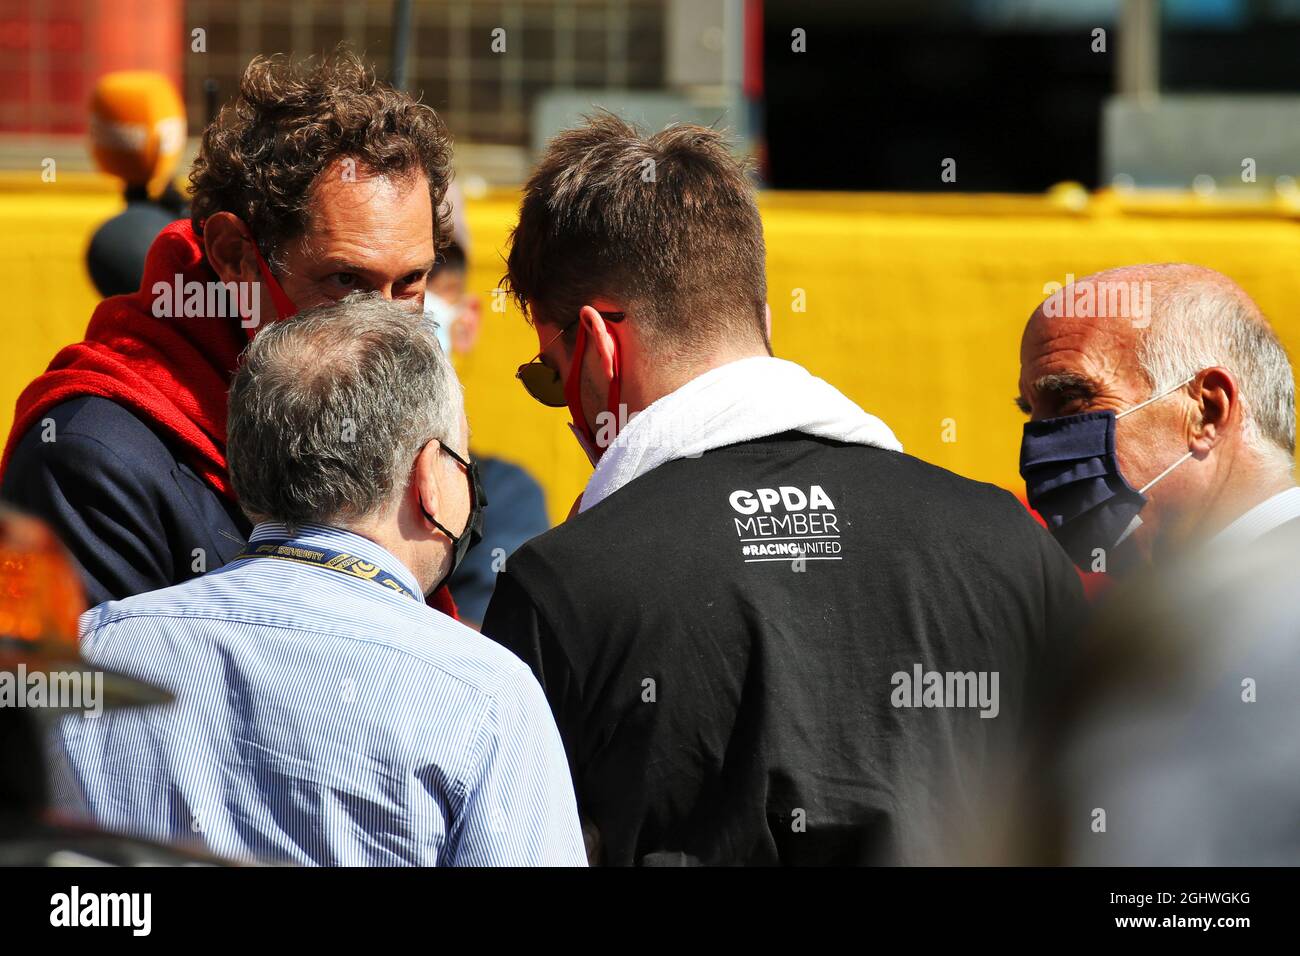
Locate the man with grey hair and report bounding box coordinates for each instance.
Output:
[1018,263,1298,573]
[52,297,586,866]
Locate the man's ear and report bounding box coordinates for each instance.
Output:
[1190,367,1237,456]
[412,440,443,527]
[203,212,260,285]
[579,305,618,379]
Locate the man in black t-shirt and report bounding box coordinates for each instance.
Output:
[482,114,1084,865]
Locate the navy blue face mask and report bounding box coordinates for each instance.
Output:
[1019,377,1195,569]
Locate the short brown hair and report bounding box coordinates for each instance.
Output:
[505,112,767,352]
[190,50,452,264]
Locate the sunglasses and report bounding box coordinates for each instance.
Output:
[515,312,624,407]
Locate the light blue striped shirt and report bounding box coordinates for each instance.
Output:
[53,522,586,866]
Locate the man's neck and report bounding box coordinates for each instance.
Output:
[336,517,432,592]
[620,343,770,417]
[1184,453,1295,545]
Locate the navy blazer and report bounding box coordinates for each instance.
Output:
[448,456,550,625]
[1,397,252,607]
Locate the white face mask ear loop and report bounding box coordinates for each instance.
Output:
[1114,514,1144,548]
[1137,450,1194,495]
[1118,443,1194,550]
[1116,374,1198,420]
[1115,372,1199,494]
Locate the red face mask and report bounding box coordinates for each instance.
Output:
[250,244,298,325]
[227,226,297,338]
[564,319,623,463]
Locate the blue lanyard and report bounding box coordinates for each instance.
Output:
[235,539,421,602]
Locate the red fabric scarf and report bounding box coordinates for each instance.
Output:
[3,219,242,496]
[1,219,458,617]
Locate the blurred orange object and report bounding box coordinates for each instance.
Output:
[88,71,187,197]
[0,506,84,661]
[0,506,168,707]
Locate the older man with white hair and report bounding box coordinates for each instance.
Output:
[1018,263,1297,573]
[53,296,585,866]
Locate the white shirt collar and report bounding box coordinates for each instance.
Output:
[1213,486,1300,548]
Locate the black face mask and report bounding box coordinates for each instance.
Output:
[1019,410,1147,567]
[421,442,486,595]
[1018,376,1195,569]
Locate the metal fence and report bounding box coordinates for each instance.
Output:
[183,0,666,145]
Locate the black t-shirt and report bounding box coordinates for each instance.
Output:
[482,432,1085,865]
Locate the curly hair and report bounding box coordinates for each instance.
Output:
[190,50,452,265]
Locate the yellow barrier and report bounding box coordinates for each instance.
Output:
[4,172,1300,525]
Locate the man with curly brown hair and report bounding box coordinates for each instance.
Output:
[1,51,462,616]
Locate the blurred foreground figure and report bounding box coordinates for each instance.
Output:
[1018,265,1296,575]
[84,70,190,298]
[0,507,226,866]
[51,300,584,866]
[483,114,1085,865]
[998,525,1300,865]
